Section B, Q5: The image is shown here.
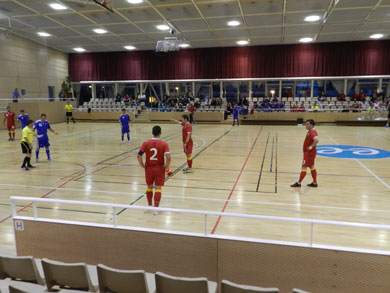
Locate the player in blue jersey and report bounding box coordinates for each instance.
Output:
[33,114,58,162]
[119,108,131,143]
[17,110,29,129]
[233,104,240,126]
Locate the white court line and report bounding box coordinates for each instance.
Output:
[2,183,390,214]
[326,134,390,190]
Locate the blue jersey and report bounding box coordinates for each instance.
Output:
[33,120,51,138]
[119,114,130,126]
[17,114,29,129]
[233,106,240,118]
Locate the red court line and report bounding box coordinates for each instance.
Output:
[0,163,87,224]
[210,127,263,234]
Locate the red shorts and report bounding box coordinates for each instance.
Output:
[184,140,193,155]
[145,165,165,186]
[302,152,316,168]
[7,124,15,131]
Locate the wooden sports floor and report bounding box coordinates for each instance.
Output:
[0,122,389,255]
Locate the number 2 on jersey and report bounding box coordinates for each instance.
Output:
[150,148,158,160]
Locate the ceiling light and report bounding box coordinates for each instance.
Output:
[37,32,51,37]
[73,47,86,52]
[156,24,170,31]
[127,0,144,3]
[370,33,384,39]
[93,28,107,34]
[227,20,240,27]
[299,37,313,43]
[304,15,321,22]
[237,40,249,45]
[49,3,67,10]
[179,43,190,48]
[124,45,136,50]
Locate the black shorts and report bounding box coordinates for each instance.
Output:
[66,112,73,117]
[21,142,31,154]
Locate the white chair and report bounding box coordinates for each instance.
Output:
[97,264,154,293]
[41,258,98,292]
[221,280,279,293]
[155,271,216,293]
[0,256,45,285]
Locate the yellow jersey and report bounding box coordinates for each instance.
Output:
[65,104,73,113]
[21,126,34,143]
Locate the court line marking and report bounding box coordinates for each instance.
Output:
[3,183,390,213]
[326,134,390,190]
[115,128,232,216]
[256,132,269,192]
[0,163,87,224]
[211,126,263,234]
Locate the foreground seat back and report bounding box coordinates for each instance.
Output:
[0,256,44,285]
[41,258,95,292]
[155,271,210,293]
[221,280,279,293]
[97,264,148,293]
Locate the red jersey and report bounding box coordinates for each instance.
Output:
[189,106,195,114]
[303,129,318,153]
[4,112,15,126]
[181,122,192,143]
[140,138,170,167]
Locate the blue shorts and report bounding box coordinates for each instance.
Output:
[233,116,239,119]
[121,126,130,134]
[37,137,50,148]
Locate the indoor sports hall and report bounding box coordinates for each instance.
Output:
[0,0,390,292]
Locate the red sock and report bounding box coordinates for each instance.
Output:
[298,170,307,183]
[146,189,153,206]
[12,132,15,138]
[187,157,192,168]
[154,190,162,207]
[311,168,317,184]
[8,132,11,138]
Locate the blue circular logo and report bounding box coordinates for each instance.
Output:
[317,145,390,159]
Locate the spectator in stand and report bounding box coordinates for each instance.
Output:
[360,100,368,111]
[298,102,306,112]
[352,92,358,101]
[385,102,390,127]
[352,100,360,112]
[374,101,380,112]
[124,94,130,106]
[241,106,249,115]
[115,93,121,103]
[368,102,376,114]
[225,103,233,120]
[250,106,255,115]
[253,101,259,109]
[318,91,326,102]
[291,103,298,112]
[311,102,320,112]
[337,92,346,101]
[189,104,195,124]
[341,105,350,113]
[358,90,365,101]
[12,88,19,103]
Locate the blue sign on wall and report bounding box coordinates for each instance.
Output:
[316,145,390,160]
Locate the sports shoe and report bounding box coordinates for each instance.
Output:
[48,158,53,161]
[8,138,11,141]
[290,182,301,187]
[182,167,189,172]
[35,159,40,163]
[153,210,160,216]
[183,168,193,173]
[307,183,318,188]
[27,165,36,168]
[385,125,389,128]
[21,167,30,171]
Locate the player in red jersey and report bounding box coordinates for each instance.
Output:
[171,114,193,173]
[137,126,171,215]
[291,119,319,188]
[3,106,16,141]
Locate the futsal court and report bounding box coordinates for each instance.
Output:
[0,122,389,254]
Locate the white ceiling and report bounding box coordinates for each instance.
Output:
[0,0,388,53]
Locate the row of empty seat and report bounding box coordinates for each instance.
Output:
[0,255,310,293]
